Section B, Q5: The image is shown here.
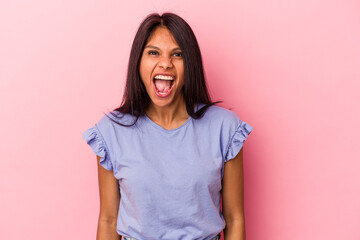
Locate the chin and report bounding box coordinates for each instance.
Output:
[151,100,173,108]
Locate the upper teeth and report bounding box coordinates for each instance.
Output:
[154,75,174,80]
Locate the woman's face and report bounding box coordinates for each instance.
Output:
[139,26,184,109]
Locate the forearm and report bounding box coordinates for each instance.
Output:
[223,219,246,240]
[97,217,121,240]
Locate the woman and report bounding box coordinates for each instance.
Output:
[83,12,253,240]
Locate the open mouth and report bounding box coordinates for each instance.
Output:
[153,75,175,96]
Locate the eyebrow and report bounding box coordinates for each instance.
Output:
[145,45,181,51]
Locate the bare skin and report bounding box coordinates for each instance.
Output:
[96,26,246,240]
[139,26,188,130]
[222,148,246,240]
[96,147,246,240]
[96,155,121,240]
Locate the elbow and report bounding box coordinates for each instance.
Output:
[225,217,245,226]
[98,214,117,227]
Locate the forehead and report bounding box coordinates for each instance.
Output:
[145,27,179,48]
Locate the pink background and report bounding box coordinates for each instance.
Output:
[1,0,359,239]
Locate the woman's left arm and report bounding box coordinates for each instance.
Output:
[222,147,246,240]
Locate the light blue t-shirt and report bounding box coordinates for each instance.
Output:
[82,103,253,240]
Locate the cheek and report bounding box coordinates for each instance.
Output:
[178,64,185,82]
[139,63,149,82]
[139,59,154,81]
[175,62,184,75]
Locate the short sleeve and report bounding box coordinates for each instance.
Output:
[224,120,253,162]
[82,125,114,171]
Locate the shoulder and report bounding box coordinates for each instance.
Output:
[96,110,138,132]
[200,104,254,139]
[201,104,241,124]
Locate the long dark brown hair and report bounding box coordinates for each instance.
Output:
[106,12,222,126]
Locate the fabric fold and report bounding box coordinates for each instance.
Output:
[225,120,253,162]
[82,125,113,171]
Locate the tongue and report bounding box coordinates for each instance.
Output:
[154,79,172,93]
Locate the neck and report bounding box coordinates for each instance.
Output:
[146,94,189,125]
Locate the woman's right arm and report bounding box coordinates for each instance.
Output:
[96,155,121,240]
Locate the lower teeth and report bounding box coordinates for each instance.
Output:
[156,88,171,95]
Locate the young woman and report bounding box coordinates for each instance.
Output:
[83,12,253,240]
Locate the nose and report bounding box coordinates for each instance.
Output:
[158,55,173,69]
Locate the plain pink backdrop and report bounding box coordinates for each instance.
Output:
[1,0,359,239]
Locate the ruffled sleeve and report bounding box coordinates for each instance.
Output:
[82,125,113,171]
[224,120,253,162]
